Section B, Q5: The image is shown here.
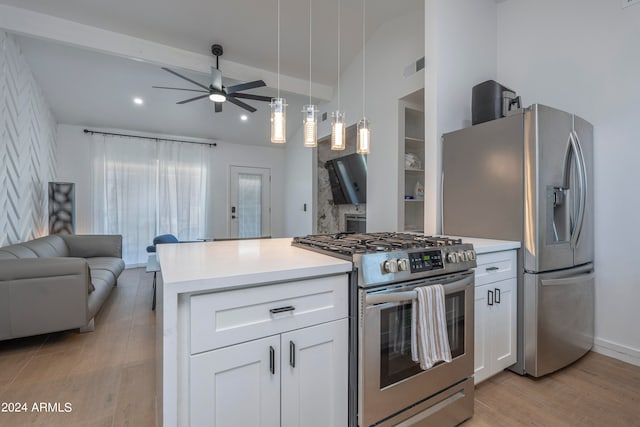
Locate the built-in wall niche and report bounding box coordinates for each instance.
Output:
[316,124,367,234]
[399,89,425,232]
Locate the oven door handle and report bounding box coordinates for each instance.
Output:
[365,274,473,306]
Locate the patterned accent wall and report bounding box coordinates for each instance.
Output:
[0,32,58,246]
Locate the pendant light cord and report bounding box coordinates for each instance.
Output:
[337,0,341,110]
[362,0,366,117]
[277,0,281,98]
[309,0,312,105]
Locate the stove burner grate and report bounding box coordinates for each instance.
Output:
[292,232,464,256]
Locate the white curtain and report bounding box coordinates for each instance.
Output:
[91,134,208,266]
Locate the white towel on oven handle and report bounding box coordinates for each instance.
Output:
[411,284,452,370]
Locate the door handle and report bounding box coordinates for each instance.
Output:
[269,346,275,375]
[572,130,588,247]
[495,288,501,304]
[289,341,295,368]
[486,266,499,272]
[488,290,494,306]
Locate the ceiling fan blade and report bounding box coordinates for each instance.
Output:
[226,97,257,113]
[161,67,210,91]
[177,94,211,104]
[226,80,266,94]
[230,93,272,102]
[211,67,223,92]
[152,86,209,93]
[214,102,223,113]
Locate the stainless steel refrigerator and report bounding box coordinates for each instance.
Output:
[442,104,594,377]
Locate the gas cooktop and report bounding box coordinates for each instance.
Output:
[292,232,463,257]
[292,232,476,286]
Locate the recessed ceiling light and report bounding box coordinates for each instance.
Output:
[133,97,144,105]
[240,115,248,121]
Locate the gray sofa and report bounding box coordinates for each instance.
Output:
[0,234,124,341]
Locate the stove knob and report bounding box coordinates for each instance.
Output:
[466,250,476,261]
[458,251,467,261]
[447,252,458,263]
[383,259,399,273]
[397,258,410,271]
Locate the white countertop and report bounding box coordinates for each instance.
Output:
[157,237,352,293]
[448,236,521,254]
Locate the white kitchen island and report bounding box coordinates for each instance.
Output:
[156,238,353,427]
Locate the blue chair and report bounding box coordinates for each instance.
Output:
[146,234,179,253]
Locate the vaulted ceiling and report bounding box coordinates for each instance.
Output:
[1,0,423,144]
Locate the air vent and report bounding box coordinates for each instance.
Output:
[403,56,425,78]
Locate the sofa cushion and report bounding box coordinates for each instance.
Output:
[86,257,125,279]
[21,236,69,258]
[88,277,113,320]
[0,245,38,259]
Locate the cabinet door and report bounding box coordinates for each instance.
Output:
[491,278,517,372]
[474,283,491,384]
[281,319,348,427]
[190,335,280,427]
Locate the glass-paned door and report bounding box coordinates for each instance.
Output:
[229,166,271,238]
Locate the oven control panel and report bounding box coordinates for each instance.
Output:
[408,250,444,273]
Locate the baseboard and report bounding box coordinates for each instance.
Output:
[593,337,640,367]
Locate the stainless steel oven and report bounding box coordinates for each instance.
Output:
[291,233,477,427]
[358,271,475,427]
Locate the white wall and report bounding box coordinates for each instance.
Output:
[284,125,314,236]
[497,0,640,365]
[0,32,57,245]
[304,9,425,233]
[424,0,498,234]
[56,124,286,240]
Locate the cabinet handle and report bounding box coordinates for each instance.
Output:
[269,346,275,375]
[289,341,296,368]
[495,288,501,304]
[270,306,296,315]
[486,266,499,272]
[488,290,494,306]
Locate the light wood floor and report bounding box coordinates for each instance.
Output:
[1,268,639,426]
[0,267,156,427]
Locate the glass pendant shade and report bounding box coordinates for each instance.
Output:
[331,111,346,151]
[302,105,318,147]
[357,118,370,154]
[270,98,287,143]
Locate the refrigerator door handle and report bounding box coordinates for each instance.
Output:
[572,130,588,247]
[564,131,585,248]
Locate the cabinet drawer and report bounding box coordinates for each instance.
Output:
[475,250,517,286]
[190,274,348,354]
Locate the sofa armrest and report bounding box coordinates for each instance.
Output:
[61,234,123,258]
[0,258,90,339]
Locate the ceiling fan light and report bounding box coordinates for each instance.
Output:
[302,105,318,148]
[209,92,226,103]
[331,111,346,151]
[271,98,287,144]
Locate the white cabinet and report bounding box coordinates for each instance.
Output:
[281,320,348,427]
[190,335,281,427]
[474,250,517,384]
[188,275,349,427]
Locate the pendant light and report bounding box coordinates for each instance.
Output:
[357,0,371,154]
[271,0,287,144]
[331,0,346,151]
[302,0,318,148]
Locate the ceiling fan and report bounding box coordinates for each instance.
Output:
[153,44,272,113]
